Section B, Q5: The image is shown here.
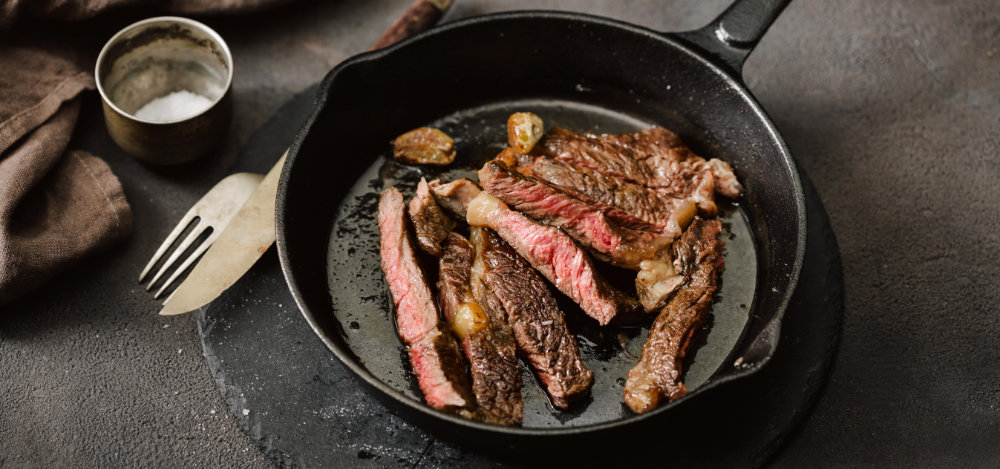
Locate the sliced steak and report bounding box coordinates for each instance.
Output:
[406,331,476,414]
[470,227,594,408]
[479,160,671,270]
[536,126,686,187]
[624,218,724,413]
[518,157,696,236]
[437,233,523,425]
[466,191,641,325]
[377,188,475,413]
[428,178,482,218]
[408,178,455,257]
[510,126,742,217]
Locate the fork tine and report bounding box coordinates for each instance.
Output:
[144,220,209,290]
[152,231,216,299]
[138,211,199,283]
[141,172,266,307]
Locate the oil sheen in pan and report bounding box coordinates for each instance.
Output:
[325,99,758,428]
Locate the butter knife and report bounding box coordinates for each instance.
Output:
[160,153,285,315]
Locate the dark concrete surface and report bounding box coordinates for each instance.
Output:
[1,0,997,467]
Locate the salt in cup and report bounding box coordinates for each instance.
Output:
[96,17,233,165]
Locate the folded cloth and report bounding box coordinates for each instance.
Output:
[0,46,132,305]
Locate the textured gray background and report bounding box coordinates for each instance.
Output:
[1,0,998,467]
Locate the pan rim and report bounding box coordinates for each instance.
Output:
[276,9,807,436]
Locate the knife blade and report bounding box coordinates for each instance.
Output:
[159,153,285,315]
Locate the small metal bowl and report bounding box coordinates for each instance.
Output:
[96,17,233,165]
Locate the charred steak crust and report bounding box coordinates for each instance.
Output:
[623,218,724,414]
[538,126,684,185]
[408,178,456,257]
[377,188,475,413]
[471,227,594,409]
[438,233,523,425]
[537,126,695,189]
[519,157,694,236]
[515,126,742,218]
[480,160,670,270]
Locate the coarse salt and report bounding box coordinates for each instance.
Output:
[134,90,213,122]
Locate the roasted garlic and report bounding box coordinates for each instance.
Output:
[392,127,456,165]
[506,112,544,153]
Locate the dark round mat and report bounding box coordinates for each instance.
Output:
[197,84,843,468]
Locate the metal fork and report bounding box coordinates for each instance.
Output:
[138,172,264,299]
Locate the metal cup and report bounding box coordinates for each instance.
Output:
[95,17,233,165]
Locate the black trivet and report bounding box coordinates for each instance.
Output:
[197,84,843,468]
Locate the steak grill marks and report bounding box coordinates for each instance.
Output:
[377,188,475,414]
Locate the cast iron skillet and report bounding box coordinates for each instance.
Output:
[276,0,805,452]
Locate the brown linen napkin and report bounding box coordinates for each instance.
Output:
[0,46,132,305]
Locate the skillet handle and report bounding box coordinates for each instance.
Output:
[671,0,791,77]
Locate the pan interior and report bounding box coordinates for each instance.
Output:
[325,98,757,428]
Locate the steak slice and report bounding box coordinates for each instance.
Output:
[466,190,641,325]
[428,178,481,218]
[479,160,671,270]
[438,233,523,425]
[470,227,594,408]
[516,157,696,236]
[537,126,685,186]
[406,331,475,413]
[624,218,724,413]
[377,188,475,413]
[511,126,742,217]
[408,178,455,257]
